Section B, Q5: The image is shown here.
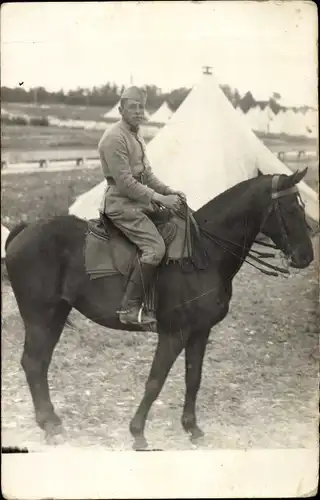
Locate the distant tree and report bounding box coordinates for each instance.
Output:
[220,84,234,104]
[144,85,164,110]
[232,89,242,108]
[167,87,191,110]
[1,86,30,102]
[272,92,281,102]
[268,98,281,114]
[239,91,256,112]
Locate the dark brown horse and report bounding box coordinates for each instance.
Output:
[5,169,313,450]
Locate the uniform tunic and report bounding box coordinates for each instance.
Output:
[98,119,173,264]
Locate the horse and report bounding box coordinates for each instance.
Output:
[4,168,313,450]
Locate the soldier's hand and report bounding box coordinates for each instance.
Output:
[161,194,182,211]
[171,190,187,202]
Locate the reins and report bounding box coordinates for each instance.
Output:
[181,175,304,278]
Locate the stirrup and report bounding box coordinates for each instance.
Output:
[118,306,157,326]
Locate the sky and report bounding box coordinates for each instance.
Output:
[1,1,318,106]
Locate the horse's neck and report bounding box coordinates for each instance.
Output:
[195,180,263,274]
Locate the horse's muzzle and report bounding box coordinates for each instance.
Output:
[289,254,313,269]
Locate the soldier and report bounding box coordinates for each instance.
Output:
[99,86,186,328]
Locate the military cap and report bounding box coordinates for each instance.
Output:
[121,85,147,105]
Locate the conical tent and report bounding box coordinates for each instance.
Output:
[1,225,10,259]
[150,102,173,124]
[246,106,275,134]
[245,106,267,133]
[235,106,246,119]
[70,73,318,222]
[103,101,121,120]
[269,109,286,134]
[260,106,275,133]
[304,110,318,138]
[281,110,307,136]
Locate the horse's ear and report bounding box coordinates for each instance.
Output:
[287,167,308,186]
[257,169,263,177]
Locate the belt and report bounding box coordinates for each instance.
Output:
[106,176,143,185]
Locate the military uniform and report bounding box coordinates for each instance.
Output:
[99,119,174,265]
[98,86,178,328]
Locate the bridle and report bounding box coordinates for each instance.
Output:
[199,174,305,277]
[258,175,300,258]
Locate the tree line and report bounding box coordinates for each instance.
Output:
[1,82,305,113]
[1,83,191,111]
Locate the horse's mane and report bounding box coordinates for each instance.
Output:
[194,174,271,225]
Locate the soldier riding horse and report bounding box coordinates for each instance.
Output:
[4,86,314,450]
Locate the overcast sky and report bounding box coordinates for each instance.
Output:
[1,1,318,106]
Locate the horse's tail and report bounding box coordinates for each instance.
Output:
[5,222,28,252]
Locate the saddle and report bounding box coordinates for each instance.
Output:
[84,204,209,279]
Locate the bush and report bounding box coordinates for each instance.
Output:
[1,115,28,125]
[29,116,49,126]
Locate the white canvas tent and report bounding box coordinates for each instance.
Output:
[69,73,318,222]
[270,109,311,137]
[150,102,173,124]
[281,110,308,137]
[235,106,246,120]
[246,106,275,134]
[304,110,318,139]
[1,225,10,259]
[246,106,267,133]
[269,110,286,135]
[103,101,121,120]
[260,106,275,133]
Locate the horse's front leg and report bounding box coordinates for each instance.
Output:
[181,327,211,443]
[130,332,187,450]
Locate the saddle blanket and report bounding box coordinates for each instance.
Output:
[85,214,192,279]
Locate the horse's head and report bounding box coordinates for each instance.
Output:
[259,168,314,269]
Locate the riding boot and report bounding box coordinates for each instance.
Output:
[118,260,157,327]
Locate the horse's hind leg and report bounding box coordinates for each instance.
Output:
[181,327,210,442]
[21,300,71,437]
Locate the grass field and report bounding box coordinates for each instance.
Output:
[2,101,158,122]
[1,168,103,227]
[1,124,158,161]
[1,165,319,451]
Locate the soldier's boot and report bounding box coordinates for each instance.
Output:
[118,261,157,327]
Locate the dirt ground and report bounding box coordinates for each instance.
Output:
[1,126,319,451]
[1,244,319,451]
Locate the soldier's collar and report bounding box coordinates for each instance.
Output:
[121,119,140,135]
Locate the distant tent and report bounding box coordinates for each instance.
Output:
[260,106,275,133]
[269,109,286,135]
[235,106,246,119]
[150,102,173,124]
[246,106,275,133]
[70,73,318,222]
[284,110,307,136]
[1,225,10,259]
[302,109,318,139]
[276,109,310,137]
[245,106,267,133]
[103,101,121,120]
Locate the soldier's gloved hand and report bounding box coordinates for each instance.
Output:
[160,194,182,211]
[172,190,187,202]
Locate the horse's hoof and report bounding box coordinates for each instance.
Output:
[189,426,205,444]
[44,420,64,440]
[133,436,148,451]
[45,430,66,446]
